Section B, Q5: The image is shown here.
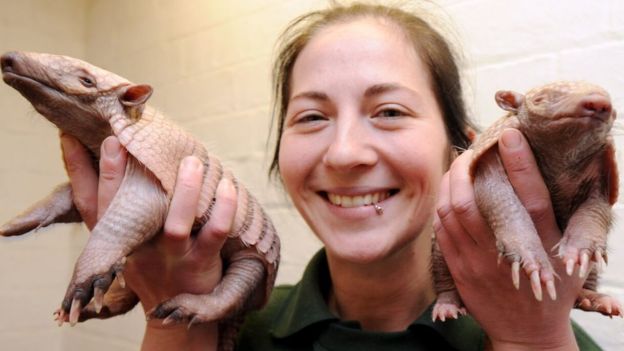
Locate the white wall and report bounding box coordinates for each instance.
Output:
[0,0,622,349]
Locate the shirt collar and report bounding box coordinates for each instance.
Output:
[270,249,484,350]
[271,249,338,338]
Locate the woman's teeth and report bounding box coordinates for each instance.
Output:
[327,191,391,208]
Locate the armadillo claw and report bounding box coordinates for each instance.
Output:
[432,290,466,322]
[504,249,555,302]
[511,261,520,289]
[93,287,105,314]
[148,303,190,325]
[148,293,230,327]
[546,280,557,301]
[557,239,607,278]
[53,309,66,326]
[69,298,82,326]
[112,257,127,288]
[60,257,129,323]
[530,271,542,301]
[594,250,607,273]
[579,252,590,277]
[432,303,466,322]
[116,271,126,289]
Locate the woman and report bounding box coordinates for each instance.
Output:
[60,3,597,350]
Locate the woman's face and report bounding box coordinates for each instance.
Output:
[279,18,449,264]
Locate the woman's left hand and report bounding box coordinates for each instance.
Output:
[434,128,585,350]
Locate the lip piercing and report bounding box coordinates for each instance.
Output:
[373,203,383,215]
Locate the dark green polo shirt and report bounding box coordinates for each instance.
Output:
[237,250,601,350]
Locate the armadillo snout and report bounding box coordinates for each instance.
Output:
[0,51,19,73]
[579,94,612,122]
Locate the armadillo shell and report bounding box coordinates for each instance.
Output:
[468,114,619,205]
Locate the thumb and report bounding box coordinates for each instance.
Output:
[498,128,561,244]
[97,136,127,220]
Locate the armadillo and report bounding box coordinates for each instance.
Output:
[0,51,280,350]
[432,81,621,321]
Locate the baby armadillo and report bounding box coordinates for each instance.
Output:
[432,81,621,321]
[0,51,280,350]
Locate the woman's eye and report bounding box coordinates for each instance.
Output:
[296,113,326,123]
[375,108,405,118]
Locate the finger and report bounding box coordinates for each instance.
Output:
[97,136,127,220]
[436,171,473,252]
[162,156,204,255]
[60,133,98,229]
[195,177,237,257]
[498,129,560,243]
[433,207,459,259]
[447,150,494,249]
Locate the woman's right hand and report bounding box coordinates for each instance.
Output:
[434,129,584,350]
[60,134,236,349]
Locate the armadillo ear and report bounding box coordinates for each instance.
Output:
[495,90,524,112]
[120,84,153,107]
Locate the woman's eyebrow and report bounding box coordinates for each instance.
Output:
[289,83,418,102]
[289,91,329,102]
[364,83,413,98]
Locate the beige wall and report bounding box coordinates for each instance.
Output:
[0,1,88,350]
[1,0,623,349]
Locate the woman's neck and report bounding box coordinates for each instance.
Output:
[326,231,435,332]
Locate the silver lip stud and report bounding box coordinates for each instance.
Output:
[373,203,383,215]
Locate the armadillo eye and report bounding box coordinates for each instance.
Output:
[79,76,95,88]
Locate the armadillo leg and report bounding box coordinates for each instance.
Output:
[575,270,622,317]
[148,256,266,326]
[557,189,611,278]
[431,236,466,321]
[60,157,167,323]
[474,149,556,301]
[572,269,622,317]
[0,182,81,236]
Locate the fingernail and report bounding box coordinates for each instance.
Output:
[218,176,237,196]
[181,156,202,171]
[102,137,121,158]
[500,129,522,149]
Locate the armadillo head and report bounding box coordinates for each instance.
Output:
[495,81,615,151]
[0,51,152,157]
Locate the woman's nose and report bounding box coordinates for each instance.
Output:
[322,119,377,172]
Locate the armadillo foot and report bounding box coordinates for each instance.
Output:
[432,290,466,322]
[575,288,622,317]
[59,257,128,324]
[148,293,230,327]
[557,239,607,277]
[501,246,556,302]
[53,309,67,326]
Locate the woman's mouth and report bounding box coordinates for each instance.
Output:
[320,190,398,208]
